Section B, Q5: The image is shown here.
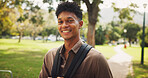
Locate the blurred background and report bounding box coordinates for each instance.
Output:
[0,0,148,78]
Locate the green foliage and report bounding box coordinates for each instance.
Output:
[43,0,55,12]
[0,13,13,36]
[30,16,37,23]
[108,31,121,41]
[107,21,121,41]
[0,1,13,36]
[119,8,133,22]
[48,6,54,13]
[0,0,56,41]
[112,3,137,23]
[17,16,26,22]
[29,9,45,40]
[124,22,141,44]
[30,5,40,12]
[17,13,29,23]
[129,3,139,8]
[38,11,58,40]
[15,0,26,5]
[43,0,53,4]
[95,25,106,45]
[41,27,58,37]
[30,11,44,25]
[41,29,48,37]
[0,0,29,37]
[137,27,148,47]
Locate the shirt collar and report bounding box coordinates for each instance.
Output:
[59,40,83,54]
[71,40,83,54]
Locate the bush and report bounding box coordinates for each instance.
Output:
[137,27,148,47]
[95,26,106,45]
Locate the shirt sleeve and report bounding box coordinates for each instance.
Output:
[39,57,51,78]
[94,53,113,78]
[39,48,59,78]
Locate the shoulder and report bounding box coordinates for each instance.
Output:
[87,48,107,62]
[44,46,62,60]
[87,48,113,77]
[88,48,103,58]
[45,48,58,57]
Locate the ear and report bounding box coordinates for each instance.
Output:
[79,20,83,29]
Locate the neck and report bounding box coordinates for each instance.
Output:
[64,37,80,52]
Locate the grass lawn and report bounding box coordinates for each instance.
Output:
[95,45,116,59]
[0,39,115,78]
[0,39,64,78]
[122,46,148,78]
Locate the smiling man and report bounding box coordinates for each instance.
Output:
[39,2,112,78]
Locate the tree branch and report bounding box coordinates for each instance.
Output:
[82,0,90,9]
[92,0,101,8]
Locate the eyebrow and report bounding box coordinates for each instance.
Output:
[67,17,73,19]
[58,17,74,20]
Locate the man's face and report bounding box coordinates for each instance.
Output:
[57,11,83,41]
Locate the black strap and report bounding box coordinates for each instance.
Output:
[51,43,92,78]
[65,44,92,78]
[51,46,62,78]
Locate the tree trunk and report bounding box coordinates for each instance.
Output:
[56,31,58,41]
[87,23,95,47]
[83,0,100,47]
[18,32,22,43]
[42,36,45,43]
[129,38,132,47]
[33,34,35,40]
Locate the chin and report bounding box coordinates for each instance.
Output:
[63,36,73,40]
[63,37,71,40]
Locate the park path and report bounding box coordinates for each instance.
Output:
[108,45,133,78]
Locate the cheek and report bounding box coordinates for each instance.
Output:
[58,26,61,31]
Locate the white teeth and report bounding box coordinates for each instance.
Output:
[63,31,70,33]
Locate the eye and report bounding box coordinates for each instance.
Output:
[67,20,74,23]
[58,21,63,24]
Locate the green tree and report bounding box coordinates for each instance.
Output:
[112,3,138,23]
[137,27,148,47]
[124,22,141,47]
[40,11,57,42]
[16,20,29,43]
[41,27,58,42]
[29,7,45,40]
[0,0,14,37]
[0,0,26,38]
[95,25,106,45]
[16,7,30,43]
[107,21,121,42]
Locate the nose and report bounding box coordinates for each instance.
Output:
[62,21,69,28]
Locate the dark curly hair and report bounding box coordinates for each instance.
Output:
[55,2,82,20]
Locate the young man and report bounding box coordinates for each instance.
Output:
[39,2,112,78]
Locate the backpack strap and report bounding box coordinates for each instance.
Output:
[64,44,92,78]
[51,46,62,78]
[51,43,92,78]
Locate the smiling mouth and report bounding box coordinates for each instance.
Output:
[62,30,71,33]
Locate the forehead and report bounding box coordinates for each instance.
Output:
[58,11,78,20]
